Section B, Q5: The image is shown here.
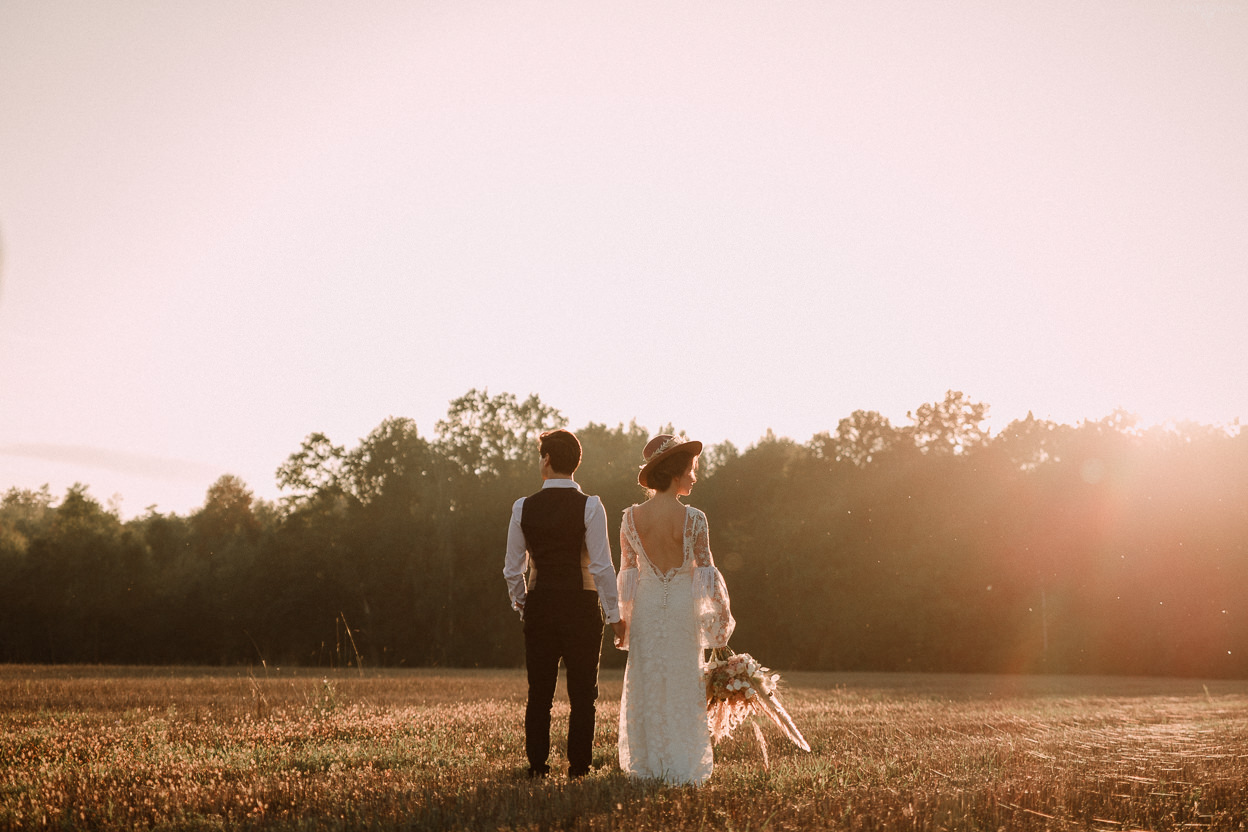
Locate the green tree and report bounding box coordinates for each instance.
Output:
[811,409,901,467]
[25,485,147,662]
[192,475,261,553]
[906,390,990,456]
[339,417,442,666]
[275,433,346,510]
[435,389,564,481]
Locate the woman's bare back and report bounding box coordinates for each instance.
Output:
[631,499,687,573]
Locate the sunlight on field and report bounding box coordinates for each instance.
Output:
[2,667,1247,830]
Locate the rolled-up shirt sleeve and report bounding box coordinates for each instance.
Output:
[584,496,621,623]
[503,497,529,615]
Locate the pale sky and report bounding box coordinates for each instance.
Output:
[2,0,1245,518]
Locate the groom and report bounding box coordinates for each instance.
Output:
[504,428,627,778]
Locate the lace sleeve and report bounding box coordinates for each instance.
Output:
[617,508,640,650]
[689,508,735,648]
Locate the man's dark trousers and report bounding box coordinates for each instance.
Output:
[523,587,604,776]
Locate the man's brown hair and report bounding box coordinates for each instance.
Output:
[539,429,581,475]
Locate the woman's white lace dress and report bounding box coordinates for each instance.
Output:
[617,505,734,785]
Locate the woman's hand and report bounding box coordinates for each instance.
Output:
[611,619,627,649]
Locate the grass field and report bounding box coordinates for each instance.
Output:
[2,666,1247,830]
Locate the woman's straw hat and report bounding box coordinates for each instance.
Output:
[638,434,703,488]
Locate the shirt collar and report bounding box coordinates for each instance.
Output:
[541,478,581,490]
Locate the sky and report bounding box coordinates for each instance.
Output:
[1,0,1245,519]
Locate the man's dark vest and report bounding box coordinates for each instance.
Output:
[521,487,589,593]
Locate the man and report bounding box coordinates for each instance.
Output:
[504,428,627,778]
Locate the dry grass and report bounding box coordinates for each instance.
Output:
[2,666,1247,830]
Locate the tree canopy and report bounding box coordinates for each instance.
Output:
[2,389,1245,678]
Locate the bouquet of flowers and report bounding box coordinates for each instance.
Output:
[703,647,810,767]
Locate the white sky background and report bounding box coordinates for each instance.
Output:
[1,0,1245,518]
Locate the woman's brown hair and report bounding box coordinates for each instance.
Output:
[644,449,696,493]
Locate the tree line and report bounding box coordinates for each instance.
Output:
[2,389,1245,677]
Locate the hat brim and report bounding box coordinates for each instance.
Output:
[638,440,703,488]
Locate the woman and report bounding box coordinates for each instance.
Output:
[616,434,734,785]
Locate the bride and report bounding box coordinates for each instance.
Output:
[616,434,735,785]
